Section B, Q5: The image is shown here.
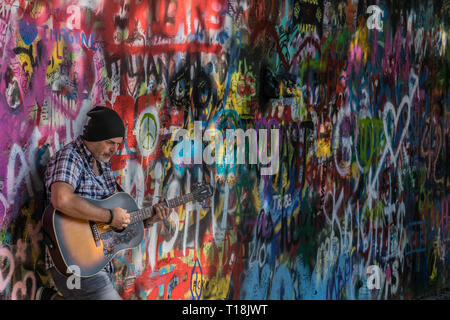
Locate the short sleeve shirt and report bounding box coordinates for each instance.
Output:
[44,136,118,202]
[43,136,118,269]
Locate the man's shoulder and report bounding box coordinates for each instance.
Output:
[50,139,84,163]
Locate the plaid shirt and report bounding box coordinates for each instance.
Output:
[44,136,118,270]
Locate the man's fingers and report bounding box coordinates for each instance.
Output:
[154,204,170,220]
[163,207,170,218]
[121,212,131,227]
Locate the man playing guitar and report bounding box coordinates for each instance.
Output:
[39,106,171,300]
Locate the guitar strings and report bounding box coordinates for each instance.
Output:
[126,187,212,228]
[144,187,210,204]
[135,187,211,217]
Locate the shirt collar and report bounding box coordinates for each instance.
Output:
[75,136,112,169]
[75,136,95,163]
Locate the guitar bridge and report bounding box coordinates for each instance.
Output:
[89,221,101,247]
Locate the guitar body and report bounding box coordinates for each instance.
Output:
[43,192,144,278]
[42,183,213,278]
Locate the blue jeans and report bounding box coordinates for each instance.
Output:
[49,262,122,300]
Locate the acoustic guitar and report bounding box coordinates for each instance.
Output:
[42,183,213,277]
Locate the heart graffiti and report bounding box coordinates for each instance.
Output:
[19,19,38,46]
[382,69,418,166]
[0,247,14,293]
[382,99,410,166]
[12,271,36,300]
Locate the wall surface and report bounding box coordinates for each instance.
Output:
[0,0,448,300]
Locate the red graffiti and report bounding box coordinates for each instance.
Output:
[151,0,225,36]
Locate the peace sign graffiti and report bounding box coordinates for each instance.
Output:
[136,107,160,157]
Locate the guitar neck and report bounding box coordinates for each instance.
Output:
[129,206,153,224]
[129,192,197,224]
[166,193,196,208]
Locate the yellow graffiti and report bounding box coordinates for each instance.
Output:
[316,138,331,158]
[227,59,256,118]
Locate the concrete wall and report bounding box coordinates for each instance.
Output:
[0,0,448,300]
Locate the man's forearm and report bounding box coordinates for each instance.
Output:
[53,193,111,223]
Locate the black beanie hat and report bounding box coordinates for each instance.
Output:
[83,106,125,142]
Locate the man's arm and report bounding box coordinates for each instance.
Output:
[50,181,131,229]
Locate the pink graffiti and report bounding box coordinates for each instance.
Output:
[0,247,14,293]
[15,239,27,263]
[12,271,36,300]
[27,221,42,252]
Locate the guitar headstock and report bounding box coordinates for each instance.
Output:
[192,183,214,202]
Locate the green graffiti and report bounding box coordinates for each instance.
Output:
[357,118,385,172]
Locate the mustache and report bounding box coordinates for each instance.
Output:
[98,152,114,160]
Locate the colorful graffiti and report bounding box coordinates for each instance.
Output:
[0,0,449,300]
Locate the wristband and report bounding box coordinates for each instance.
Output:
[107,209,114,225]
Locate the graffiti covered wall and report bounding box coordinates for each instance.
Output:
[0,0,449,300]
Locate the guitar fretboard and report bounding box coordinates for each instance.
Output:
[128,191,200,224]
[129,207,153,224]
[166,193,195,208]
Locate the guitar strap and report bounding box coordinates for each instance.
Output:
[43,228,54,248]
[115,181,125,193]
